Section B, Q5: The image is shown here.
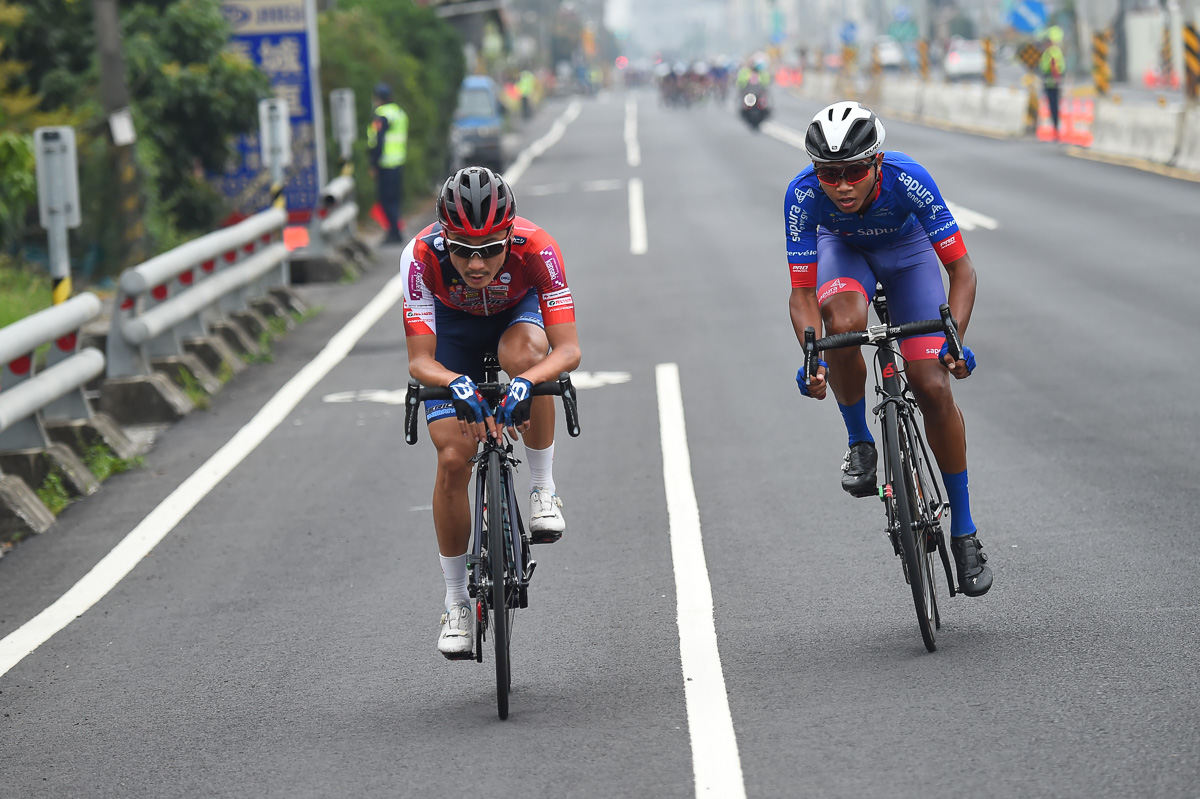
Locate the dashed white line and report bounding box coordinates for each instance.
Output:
[581,179,625,192]
[656,363,746,799]
[0,272,410,677]
[628,177,648,255]
[625,97,642,167]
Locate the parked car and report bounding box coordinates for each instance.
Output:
[449,75,506,174]
[875,35,905,70]
[943,38,985,82]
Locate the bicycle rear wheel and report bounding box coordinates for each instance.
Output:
[884,403,937,652]
[486,449,512,719]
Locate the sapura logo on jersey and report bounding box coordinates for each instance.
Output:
[843,227,899,237]
[794,186,816,203]
[787,205,810,238]
[897,172,935,208]
[926,346,942,357]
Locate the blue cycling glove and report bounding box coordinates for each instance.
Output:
[796,360,828,397]
[448,375,492,423]
[496,377,533,429]
[939,341,976,374]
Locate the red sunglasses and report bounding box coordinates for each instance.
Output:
[815,161,875,186]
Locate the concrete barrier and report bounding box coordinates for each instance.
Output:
[878,77,924,118]
[1173,109,1200,172]
[981,86,1031,137]
[1090,100,1184,165]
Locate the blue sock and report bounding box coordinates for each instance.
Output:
[941,468,977,538]
[838,398,874,446]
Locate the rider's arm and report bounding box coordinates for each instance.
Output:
[942,253,976,341]
[401,238,459,388]
[789,286,821,343]
[516,322,581,386]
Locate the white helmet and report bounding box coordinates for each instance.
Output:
[805,101,886,162]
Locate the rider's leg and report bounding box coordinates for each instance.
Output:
[820,290,873,443]
[429,417,479,607]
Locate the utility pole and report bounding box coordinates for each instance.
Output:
[93,0,147,271]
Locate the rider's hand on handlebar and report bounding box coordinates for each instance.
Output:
[496,377,533,438]
[939,341,976,379]
[449,375,500,443]
[796,361,829,400]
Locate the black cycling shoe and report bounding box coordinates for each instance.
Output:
[840,441,878,498]
[951,533,993,597]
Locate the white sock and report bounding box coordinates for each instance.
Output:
[440,553,468,610]
[525,441,555,494]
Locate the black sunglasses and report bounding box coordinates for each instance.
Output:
[815,161,876,186]
[446,236,510,260]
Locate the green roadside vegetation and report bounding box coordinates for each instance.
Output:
[0,255,50,328]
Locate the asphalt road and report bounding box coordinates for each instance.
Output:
[0,86,1197,798]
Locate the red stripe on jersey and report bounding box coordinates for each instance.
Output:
[900,335,946,362]
[933,232,967,264]
[790,262,818,288]
[540,287,575,326]
[402,302,434,336]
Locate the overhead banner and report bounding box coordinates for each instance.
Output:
[216,0,328,222]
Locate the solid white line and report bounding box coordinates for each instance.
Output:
[504,100,582,186]
[625,97,642,167]
[655,363,746,799]
[0,274,409,677]
[760,119,808,150]
[628,177,648,255]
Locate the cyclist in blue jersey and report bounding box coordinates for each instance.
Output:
[786,101,992,596]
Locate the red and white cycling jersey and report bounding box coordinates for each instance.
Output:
[401,217,575,336]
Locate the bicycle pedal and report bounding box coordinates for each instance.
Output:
[530,530,562,545]
[524,560,538,581]
[441,650,475,662]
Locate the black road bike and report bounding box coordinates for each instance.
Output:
[804,291,965,652]
[404,356,580,719]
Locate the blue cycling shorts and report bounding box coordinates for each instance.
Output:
[815,226,947,361]
[425,290,544,423]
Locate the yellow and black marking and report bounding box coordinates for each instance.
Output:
[983,38,995,86]
[52,276,72,306]
[918,40,929,81]
[1162,23,1173,76]
[842,45,857,76]
[871,45,882,78]
[1017,42,1041,71]
[1093,29,1112,96]
[1185,24,1199,100]
[270,182,286,211]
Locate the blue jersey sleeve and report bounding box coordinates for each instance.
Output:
[784,173,821,287]
[891,158,967,263]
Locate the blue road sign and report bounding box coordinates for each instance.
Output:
[1009,0,1047,34]
[840,21,858,45]
[216,0,328,222]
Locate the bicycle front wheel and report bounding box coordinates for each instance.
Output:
[884,402,937,652]
[486,449,512,719]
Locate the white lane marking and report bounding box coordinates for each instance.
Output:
[581,179,625,192]
[504,100,582,186]
[655,363,747,799]
[945,200,999,231]
[629,177,648,255]
[570,370,631,389]
[0,274,409,677]
[761,120,1001,232]
[523,183,571,197]
[625,97,642,167]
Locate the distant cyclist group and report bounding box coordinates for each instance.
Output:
[402,99,992,664]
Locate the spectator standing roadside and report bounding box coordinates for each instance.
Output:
[368,82,409,244]
[1040,26,1066,140]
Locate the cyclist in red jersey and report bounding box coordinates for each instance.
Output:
[402,167,582,658]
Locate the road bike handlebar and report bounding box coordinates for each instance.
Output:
[404,372,581,445]
[803,303,964,388]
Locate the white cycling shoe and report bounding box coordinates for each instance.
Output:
[529,487,565,544]
[437,600,475,660]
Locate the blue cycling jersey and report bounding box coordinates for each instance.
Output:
[785,151,966,287]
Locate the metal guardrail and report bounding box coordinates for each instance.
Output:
[106,207,290,380]
[0,293,105,451]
